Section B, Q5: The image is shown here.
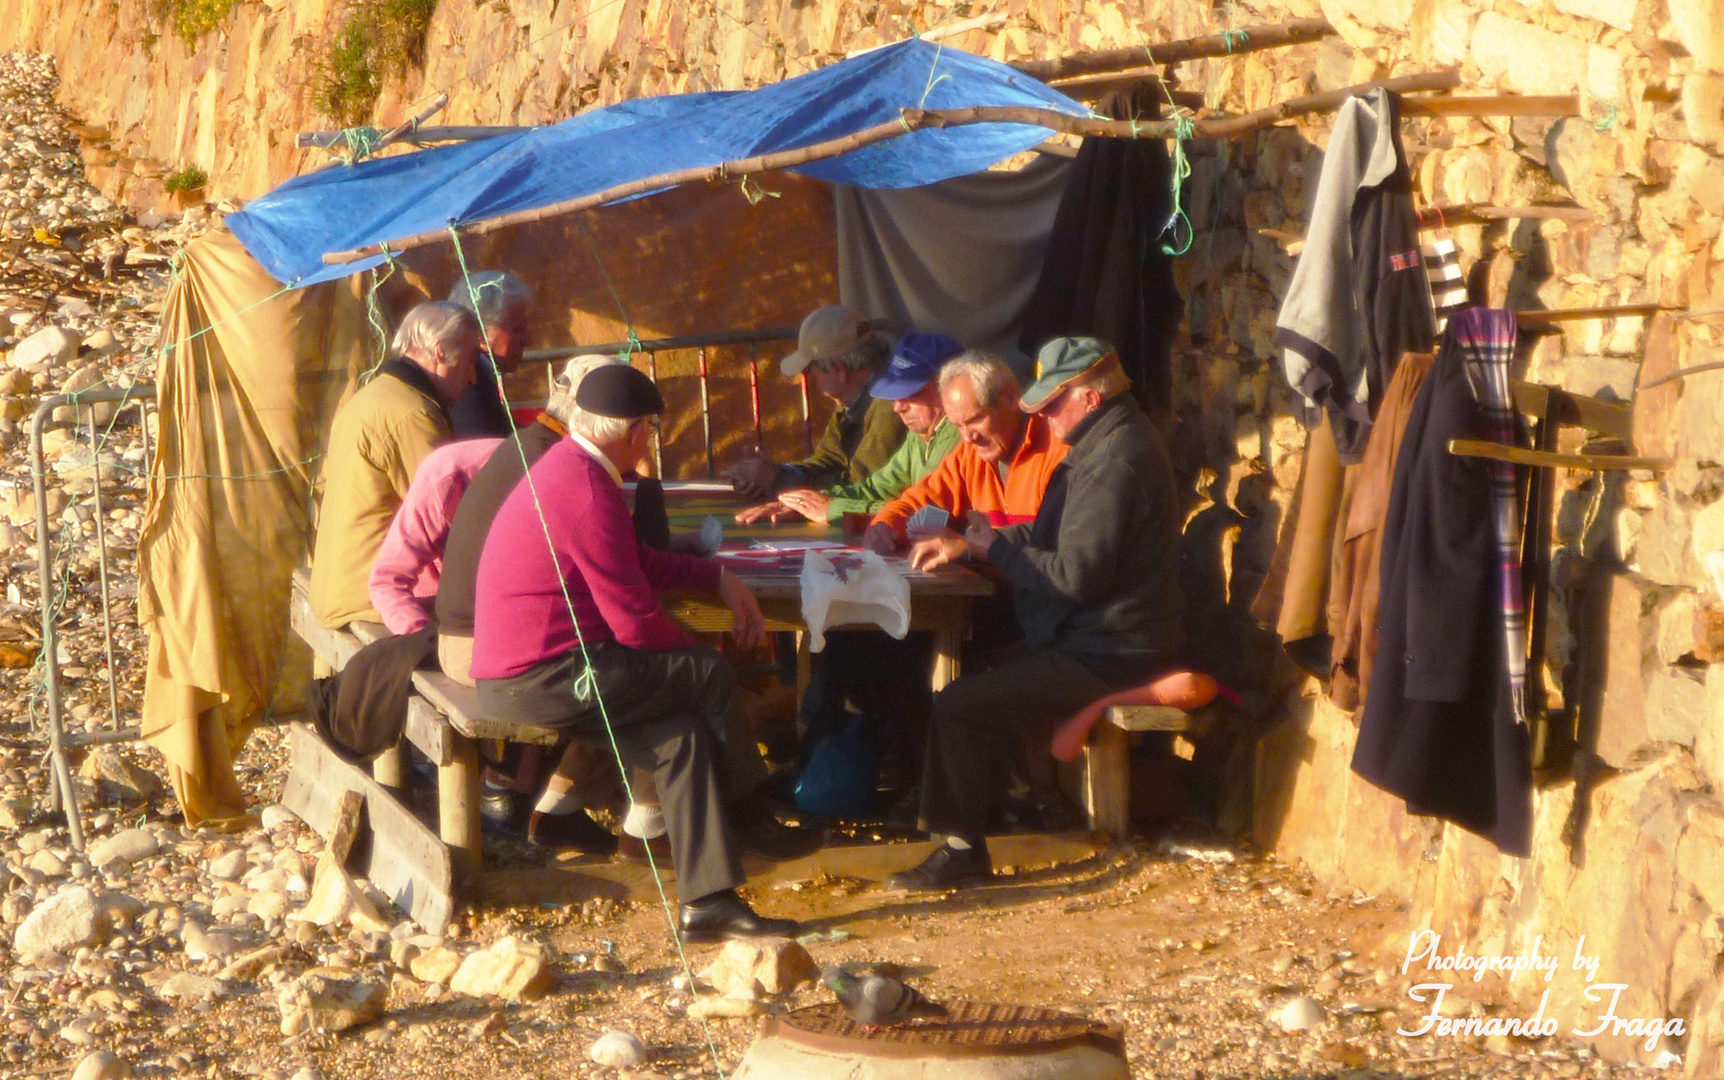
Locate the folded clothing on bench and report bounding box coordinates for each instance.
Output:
[308,625,439,761]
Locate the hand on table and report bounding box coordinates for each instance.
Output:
[717,568,766,650]
[775,488,830,523]
[722,451,780,499]
[862,522,901,556]
[909,534,969,572]
[735,500,794,524]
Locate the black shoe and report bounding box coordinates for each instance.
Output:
[528,810,620,855]
[481,786,531,840]
[732,798,824,861]
[886,841,992,891]
[615,832,673,863]
[677,889,798,943]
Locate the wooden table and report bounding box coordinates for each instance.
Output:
[651,482,994,689]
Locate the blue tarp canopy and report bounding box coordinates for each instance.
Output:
[228,40,1086,288]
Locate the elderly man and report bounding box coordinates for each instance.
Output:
[863,351,1067,559]
[724,305,904,499]
[471,363,799,940]
[311,301,478,629]
[888,338,1186,891]
[447,271,533,438]
[737,332,964,526]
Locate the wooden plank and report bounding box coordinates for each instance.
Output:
[413,669,563,745]
[1447,438,1670,472]
[1512,380,1632,440]
[1083,721,1131,839]
[328,789,365,866]
[1516,303,1675,325]
[280,723,454,934]
[1047,69,1207,109]
[288,591,362,670]
[404,697,453,765]
[1403,95,1576,117]
[1108,705,1191,731]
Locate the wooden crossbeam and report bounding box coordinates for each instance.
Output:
[1403,95,1577,117]
[322,71,1460,263]
[1047,69,1207,109]
[1515,303,1674,325]
[1012,17,1335,82]
[1448,438,1670,472]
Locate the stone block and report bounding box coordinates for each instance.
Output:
[1643,666,1706,746]
[1473,12,1589,95]
[1696,664,1724,791]
[449,936,552,1001]
[1412,0,1478,67]
[1695,602,1724,662]
[1634,496,1706,590]
[1655,591,1700,664]
[1671,0,1724,73]
[276,971,387,1036]
[1561,354,1639,402]
[1595,574,1651,768]
[698,937,817,997]
[1555,0,1637,31]
[1588,45,1626,104]
[14,885,107,960]
[1683,74,1724,152]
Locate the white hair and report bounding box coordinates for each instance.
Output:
[938,350,1019,408]
[567,409,635,443]
[448,271,533,325]
[545,354,626,427]
[391,301,479,360]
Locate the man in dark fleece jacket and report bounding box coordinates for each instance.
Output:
[892,337,1185,891]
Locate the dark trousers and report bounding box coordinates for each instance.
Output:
[920,642,1152,843]
[476,643,745,901]
[800,631,934,782]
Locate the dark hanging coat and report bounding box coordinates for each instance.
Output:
[1350,344,1532,856]
[1016,85,1182,414]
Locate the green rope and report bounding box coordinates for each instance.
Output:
[1219,28,1250,53]
[338,126,385,167]
[575,217,645,360]
[1160,114,1196,256]
[445,224,726,1078]
[1592,103,1618,132]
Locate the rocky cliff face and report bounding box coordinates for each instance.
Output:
[9,0,1724,1071]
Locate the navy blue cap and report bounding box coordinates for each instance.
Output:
[872,332,965,400]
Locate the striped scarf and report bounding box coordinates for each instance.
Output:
[1449,307,1527,726]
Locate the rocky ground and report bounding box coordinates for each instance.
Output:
[0,50,1655,1080]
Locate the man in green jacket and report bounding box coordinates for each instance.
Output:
[724,305,904,498]
[737,332,964,525]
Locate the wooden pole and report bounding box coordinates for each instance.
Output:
[1402,95,1577,117]
[299,123,528,149]
[1515,303,1675,325]
[298,94,451,154]
[1447,438,1670,472]
[1011,17,1335,82]
[322,71,1459,264]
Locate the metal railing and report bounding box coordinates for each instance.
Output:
[31,384,157,851]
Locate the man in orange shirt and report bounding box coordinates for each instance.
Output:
[862,351,1067,561]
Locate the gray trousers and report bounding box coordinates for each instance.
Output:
[476,643,746,902]
[920,643,1152,843]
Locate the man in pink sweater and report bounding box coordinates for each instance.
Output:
[471,364,799,940]
[368,437,502,635]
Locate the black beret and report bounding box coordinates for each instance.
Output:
[574,363,666,419]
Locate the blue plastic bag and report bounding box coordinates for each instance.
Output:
[794,716,878,818]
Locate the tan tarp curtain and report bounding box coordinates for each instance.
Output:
[137,228,369,826]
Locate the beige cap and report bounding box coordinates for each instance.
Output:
[780,304,879,377]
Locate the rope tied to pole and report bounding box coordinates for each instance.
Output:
[1160,113,1196,256]
[338,126,385,166]
[1219,28,1251,53]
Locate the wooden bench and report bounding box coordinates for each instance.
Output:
[288,568,561,873]
[1078,704,1191,840]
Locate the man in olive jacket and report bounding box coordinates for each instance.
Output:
[892,337,1185,891]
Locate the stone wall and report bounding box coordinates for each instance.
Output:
[6,0,1724,1069]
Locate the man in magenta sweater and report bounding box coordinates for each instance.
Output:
[470,364,798,940]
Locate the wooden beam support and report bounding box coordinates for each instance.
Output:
[1515,303,1675,325]
[1447,438,1671,472]
[298,94,450,155]
[1403,94,1577,117]
[1012,17,1335,82]
[322,70,1459,264]
[1426,203,1594,226]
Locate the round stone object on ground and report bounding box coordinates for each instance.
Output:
[734,1002,1127,1080]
